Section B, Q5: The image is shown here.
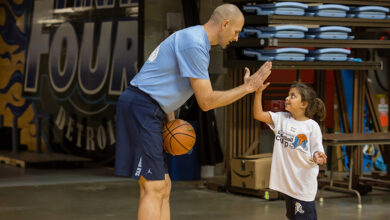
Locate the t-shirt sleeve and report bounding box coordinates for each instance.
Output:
[310,123,325,157]
[267,111,285,132]
[176,47,209,79]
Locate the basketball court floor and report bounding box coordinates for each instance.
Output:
[0,163,389,220]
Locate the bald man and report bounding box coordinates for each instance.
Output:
[115,3,272,220]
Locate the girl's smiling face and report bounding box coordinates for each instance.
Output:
[285,88,305,114]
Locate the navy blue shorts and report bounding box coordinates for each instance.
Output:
[114,85,168,180]
[283,194,317,220]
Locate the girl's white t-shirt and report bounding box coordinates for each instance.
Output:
[267,111,324,201]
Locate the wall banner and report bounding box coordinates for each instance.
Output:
[23,0,139,163]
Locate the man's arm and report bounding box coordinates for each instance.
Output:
[190,62,272,111]
[190,78,249,111]
[166,112,175,121]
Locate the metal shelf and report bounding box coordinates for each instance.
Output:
[245,15,390,27]
[230,39,390,48]
[224,60,382,70]
[224,0,387,71]
[224,0,390,7]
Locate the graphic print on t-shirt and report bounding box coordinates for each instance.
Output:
[275,130,308,152]
[293,134,308,150]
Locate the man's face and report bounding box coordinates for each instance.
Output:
[218,17,244,48]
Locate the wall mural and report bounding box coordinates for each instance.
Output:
[1,0,139,164]
[0,0,36,151]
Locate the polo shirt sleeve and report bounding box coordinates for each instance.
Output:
[176,46,210,79]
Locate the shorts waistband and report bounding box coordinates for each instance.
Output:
[128,84,162,110]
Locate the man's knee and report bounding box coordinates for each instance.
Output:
[163,175,172,198]
[141,177,167,199]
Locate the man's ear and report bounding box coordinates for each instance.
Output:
[222,19,230,30]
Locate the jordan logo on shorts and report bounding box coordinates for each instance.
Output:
[147,168,152,175]
[135,157,142,176]
[295,202,304,215]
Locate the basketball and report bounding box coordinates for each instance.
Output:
[162,119,196,155]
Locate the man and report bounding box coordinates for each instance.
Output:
[115,3,272,220]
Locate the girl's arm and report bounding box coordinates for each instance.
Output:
[253,83,273,125]
[311,124,327,165]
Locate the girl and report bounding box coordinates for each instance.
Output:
[254,82,327,220]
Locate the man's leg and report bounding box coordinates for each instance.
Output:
[138,178,145,214]
[138,176,167,220]
[161,174,171,220]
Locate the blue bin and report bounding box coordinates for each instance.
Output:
[309,48,351,61]
[306,26,354,40]
[242,2,308,16]
[349,6,389,19]
[242,25,307,39]
[243,48,309,61]
[306,4,350,17]
[167,121,200,180]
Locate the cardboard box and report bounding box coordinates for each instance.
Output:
[231,153,272,190]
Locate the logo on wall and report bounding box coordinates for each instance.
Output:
[23,0,139,162]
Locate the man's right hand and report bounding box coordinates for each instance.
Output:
[243,62,272,93]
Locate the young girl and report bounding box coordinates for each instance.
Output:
[254,82,327,220]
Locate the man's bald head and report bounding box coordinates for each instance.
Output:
[209,4,244,25]
[203,4,244,48]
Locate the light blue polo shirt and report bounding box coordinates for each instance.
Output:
[130,25,210,113]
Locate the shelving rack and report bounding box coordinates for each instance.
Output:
[231,39,390,48]
[244,15,390,27]
[224,0,390,7]
[222,0,390,199]
[225,60,382,70]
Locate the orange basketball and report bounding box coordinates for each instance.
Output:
[162,119,196,155]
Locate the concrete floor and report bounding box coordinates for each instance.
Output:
[0,164,389,220]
